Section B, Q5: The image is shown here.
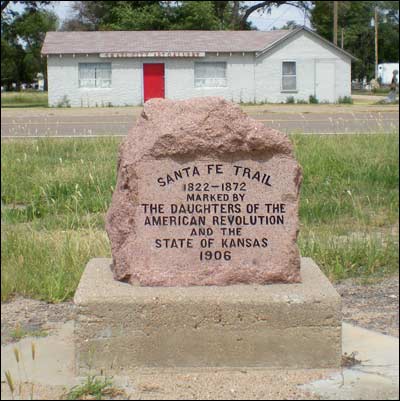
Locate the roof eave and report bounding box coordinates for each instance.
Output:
[256,26,358,61]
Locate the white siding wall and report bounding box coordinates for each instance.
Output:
[46,31,352,107]
[47,53,255,107]
[255,30,351,103]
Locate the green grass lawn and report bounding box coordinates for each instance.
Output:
[1,135,399,302]
[1,91,48,108]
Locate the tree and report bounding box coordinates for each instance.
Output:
[1,8,57,89]
[274,20,302,30]
[1,37,26,89]
[1,1,50,14]
[170,1,221,30]
[377,1,399,63]
[103,1,173,31]
[61,1,310,31]
[235,1,310,29]
[61,1,167,31]
[14,9,58,88]
[310,1,399,80]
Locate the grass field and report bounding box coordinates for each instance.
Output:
[352,89,391,96]
[1,134,399,302]
[1,91,48,108]
[1,90,395,109]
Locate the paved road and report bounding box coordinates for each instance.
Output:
[1,108,398,137]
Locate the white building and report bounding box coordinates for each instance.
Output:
[378,63,399,85]
[41,27,356,107]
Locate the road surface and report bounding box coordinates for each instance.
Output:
[1,105,398,138]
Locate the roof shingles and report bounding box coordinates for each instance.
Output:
[41,30,291,54]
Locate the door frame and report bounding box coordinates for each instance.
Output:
[142,62,166,104]
[315,59,336,103]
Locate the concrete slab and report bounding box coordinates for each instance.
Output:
[301,323,399,400]
[74,257,342,372]
[1,321,76,387]
[1,321,398,400]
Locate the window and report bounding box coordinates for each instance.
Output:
[79,63,111,88]
[194,62,227,88]
[282,61,296,91]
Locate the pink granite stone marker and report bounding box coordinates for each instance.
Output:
[106,97,302,286]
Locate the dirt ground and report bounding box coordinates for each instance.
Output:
[1,277,398,400]
[1,275,398,346]
[335,275,399,337]
[1,369,331,400]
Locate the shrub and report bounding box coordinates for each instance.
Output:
[286,96,295,104]
[338,96,353,104]
[56,95,71,108]
[372,87,390,95]
[309,95,319,104]
[296,99,308,104]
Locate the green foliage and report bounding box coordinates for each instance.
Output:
[338,96,354,104]
[1,38,23,87]
[63,0,231,30]
[65,375,122,400]
[105,1,224,31]
[296,98,308,104]
[61,1,308,31]
[171,1,221,30]
[105,1,172,30]
[310,1,399,80]
[309,94,319,104]
[1,8,57,89]
[372,87,391,94]
[286,96,295,104]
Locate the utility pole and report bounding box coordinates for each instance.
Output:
[341,28,344,49]
[333,1,338,45]
[375,6,379,79]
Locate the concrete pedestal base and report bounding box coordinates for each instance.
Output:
[74,258,341,373]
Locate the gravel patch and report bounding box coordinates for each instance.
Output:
[334,275,399,337]
[1,297,74,345]
[1,369,330,400]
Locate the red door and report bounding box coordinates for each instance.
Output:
[143,63,165,102]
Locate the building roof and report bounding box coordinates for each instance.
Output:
[42,30,290,54]
[41,28,356,60]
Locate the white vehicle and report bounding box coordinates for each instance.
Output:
[378,63,399,85]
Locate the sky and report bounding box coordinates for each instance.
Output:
[43,1,312,31]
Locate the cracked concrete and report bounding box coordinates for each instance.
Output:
[301,323,399,400]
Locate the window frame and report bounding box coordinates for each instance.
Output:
[194,61,228,88]
[281,60,297,93]
[78,62,112,89]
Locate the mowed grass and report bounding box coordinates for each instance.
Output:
[1,135,399,302]
[1,91,48,108]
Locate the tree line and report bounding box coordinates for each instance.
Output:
[1,1,399,90]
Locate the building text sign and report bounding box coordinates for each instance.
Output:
[100,51,206,58]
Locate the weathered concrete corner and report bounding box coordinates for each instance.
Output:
[74,257,341,372]
[106,97,302,286]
